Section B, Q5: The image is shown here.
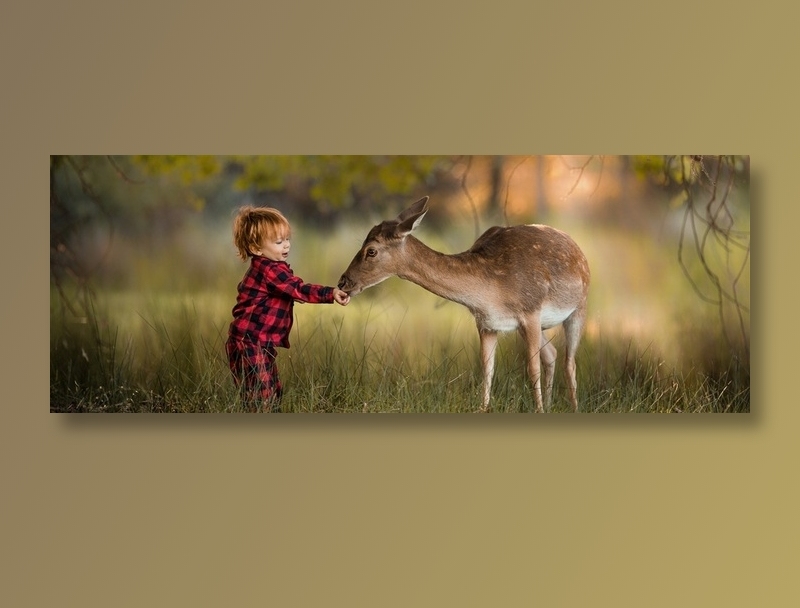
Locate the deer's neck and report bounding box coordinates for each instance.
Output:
[395,236,481,307]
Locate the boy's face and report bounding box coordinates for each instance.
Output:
[255,231,291,262]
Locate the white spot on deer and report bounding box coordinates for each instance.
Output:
[541,304,576,329]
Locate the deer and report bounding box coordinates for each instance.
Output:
[337,196,591,413]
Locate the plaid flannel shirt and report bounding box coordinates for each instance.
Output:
[228,256,334,348]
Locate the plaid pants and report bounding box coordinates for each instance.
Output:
[226,337,283,411]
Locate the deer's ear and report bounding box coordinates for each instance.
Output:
[396,196,429,237]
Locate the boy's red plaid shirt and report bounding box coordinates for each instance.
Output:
[229,256,334,348]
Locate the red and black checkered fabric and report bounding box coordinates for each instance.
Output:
[225,338,282,409]
[228,256,334,348]
[226,256,335,407]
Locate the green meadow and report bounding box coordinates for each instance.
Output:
[50,218,749,413]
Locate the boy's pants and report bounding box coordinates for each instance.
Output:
[226,337,282,411]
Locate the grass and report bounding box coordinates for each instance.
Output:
[50,206,750,413]
[50,283,749,414]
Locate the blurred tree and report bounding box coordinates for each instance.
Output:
[487,155,505,213]
[50,155,116,319]
[632,155,750,357]
[50,154,214,316]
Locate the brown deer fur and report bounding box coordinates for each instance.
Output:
[338,196,590,412]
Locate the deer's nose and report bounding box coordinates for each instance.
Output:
[337,276,348,290]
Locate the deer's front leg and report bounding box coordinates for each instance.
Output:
[478,329,498,412]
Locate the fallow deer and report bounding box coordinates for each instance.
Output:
[337,196,590,412]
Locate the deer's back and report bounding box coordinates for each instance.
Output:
[464,224,590,312]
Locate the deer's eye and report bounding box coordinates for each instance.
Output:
[365,247,378,258]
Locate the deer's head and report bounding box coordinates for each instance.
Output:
[338,196,429,296]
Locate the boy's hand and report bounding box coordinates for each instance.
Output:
[333,288,351,306]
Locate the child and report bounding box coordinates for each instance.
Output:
[226,206,350,411]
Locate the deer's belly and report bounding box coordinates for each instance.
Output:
[479,304,575,332]
[482,313,520,332]
[540,305,576,329]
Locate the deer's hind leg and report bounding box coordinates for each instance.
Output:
[519,316,546,413]
[540,331,557,410]
[562,304,587,412]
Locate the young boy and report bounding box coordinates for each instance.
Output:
[226,206,350,411]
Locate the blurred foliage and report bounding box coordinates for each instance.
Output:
[133,154,453,211]
[53,154,750,227]
[134,155,222,184]
[632,155,749,194]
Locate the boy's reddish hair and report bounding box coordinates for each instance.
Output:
[232,206,292,260]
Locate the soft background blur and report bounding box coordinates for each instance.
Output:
[50,155,750,412]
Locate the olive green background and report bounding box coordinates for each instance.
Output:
[5,1,792,606]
